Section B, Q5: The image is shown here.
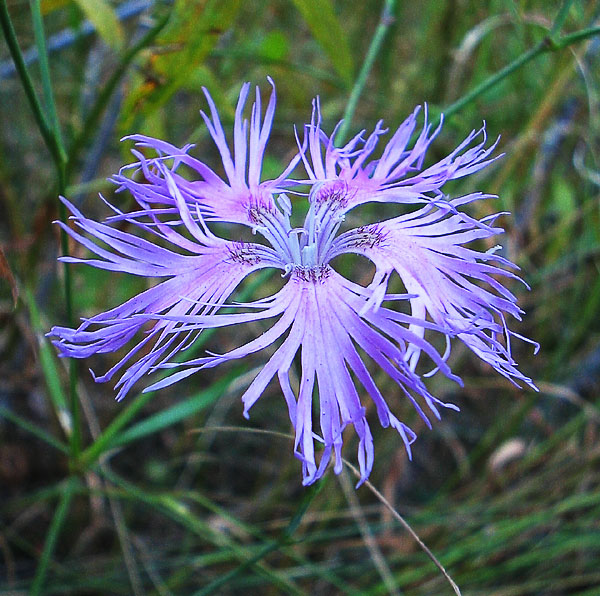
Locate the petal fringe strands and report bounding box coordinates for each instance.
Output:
[49,80,538,486]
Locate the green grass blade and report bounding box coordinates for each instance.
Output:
[113,372,241,448]
[0,405,68,454]
[30,476,78,596]
[29,0,66,161]
[290,0,354,87]
[22,286,72,438]
[71,0,124,50]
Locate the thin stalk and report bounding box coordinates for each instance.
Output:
[550,0,574,38]
[58,162,81,459]
[0,0,60,164]
[441,10,600,122]
[441,41,543,121]
[30,477,78,596]
[556,25,600,48]
[335,0,396,145]
[1,0,79,457]
[344,460,462,596]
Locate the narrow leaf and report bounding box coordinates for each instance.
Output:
[119,0,241,132]
[23,287,71,437]
[291,0,354,86]
[71,0,124,50]
[114,372,241,447]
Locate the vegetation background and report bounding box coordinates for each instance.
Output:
[1,0,600,594]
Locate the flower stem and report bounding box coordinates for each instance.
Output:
[442,4,600,122]
[335,0,397,145]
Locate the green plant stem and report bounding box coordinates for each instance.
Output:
[556,25,600,48]
[30,477,78,596]
[335,0,396,145]
[58,12,171,458]
[550,0,573,38]
[58,164,81,460]
[0,1,61,165]
[442,13,600,122]
[1,0,80,458]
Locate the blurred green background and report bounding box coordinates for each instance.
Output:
[1,0,600,594]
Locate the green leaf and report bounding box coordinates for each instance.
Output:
[114,372,241,447]
[119,0,241,133]
[71,0,124,50]
[291,0,354,87]
[22,287,71,438]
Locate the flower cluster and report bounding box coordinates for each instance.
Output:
[49,80,537,486]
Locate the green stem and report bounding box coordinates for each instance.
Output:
[0,1,61,165]
[442,7,600,122]
[57,163,81,459]
[442,41,544,121]
[550,0,573,38]
[30,477,78,596]
[1,0,79,458]
[555,25,600,48]
[335,0,397,145]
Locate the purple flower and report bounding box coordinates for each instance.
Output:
[49,80,537,486]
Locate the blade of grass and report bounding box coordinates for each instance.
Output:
[30,476,78,596]
[29,0,66,160]
[193,481,323,596]
[0,405,68,454]
[102,467,306,595]
[290,0,354,88]
[112,372,240,448]
[71,0,124,50]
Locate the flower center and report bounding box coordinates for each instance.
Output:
[291,264,331,283]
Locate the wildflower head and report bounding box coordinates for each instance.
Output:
[49,81,537,486]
